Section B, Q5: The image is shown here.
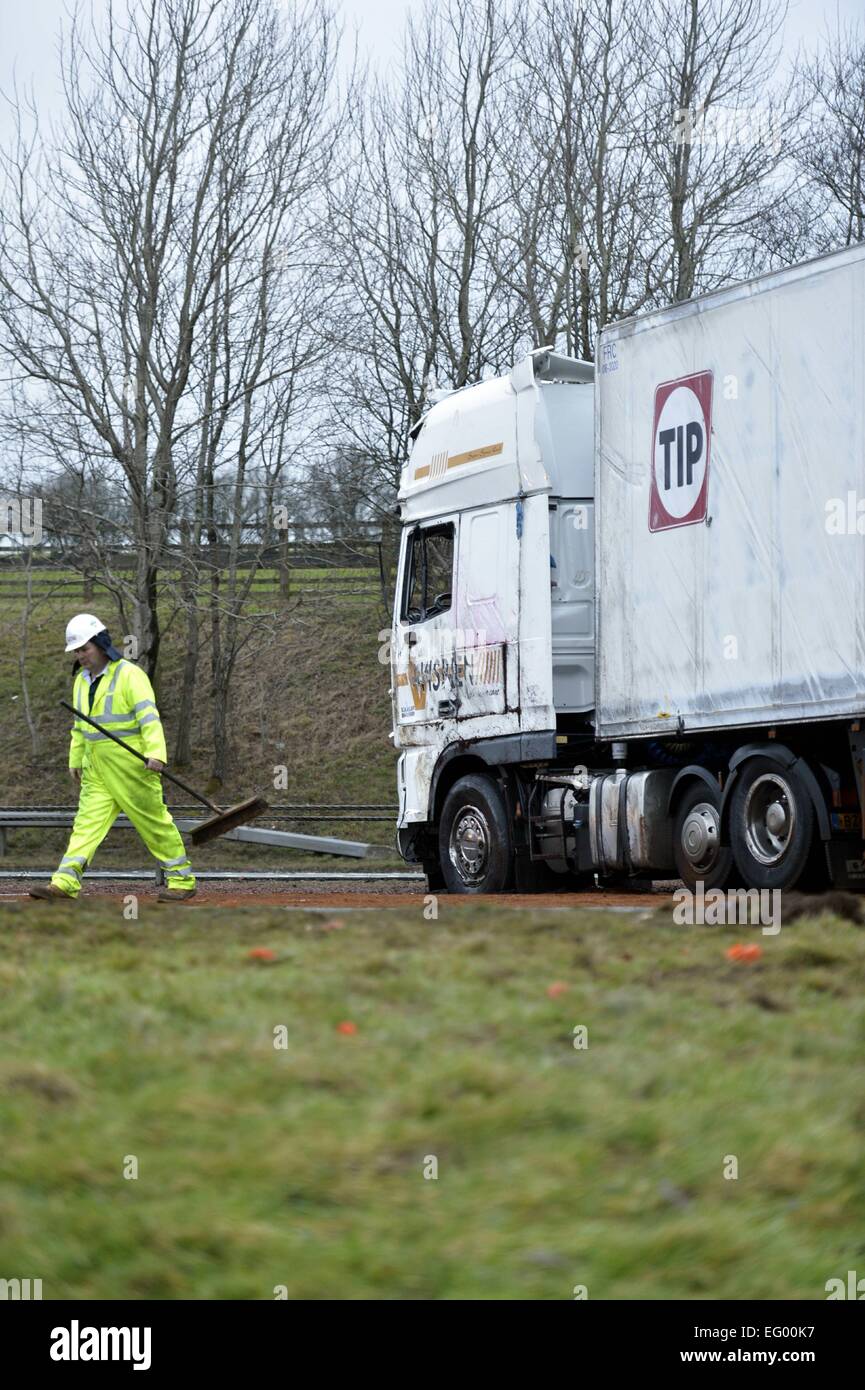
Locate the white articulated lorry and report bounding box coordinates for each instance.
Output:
[389,242,865,894]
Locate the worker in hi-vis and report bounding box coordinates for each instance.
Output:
[29,613,197,904]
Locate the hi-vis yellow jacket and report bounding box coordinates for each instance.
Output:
[69,658,167,769]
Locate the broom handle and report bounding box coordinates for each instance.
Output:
[60,700,222,815]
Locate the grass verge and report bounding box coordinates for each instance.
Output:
[1,897,863,1299]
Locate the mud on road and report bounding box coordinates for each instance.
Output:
[3,876,676,911]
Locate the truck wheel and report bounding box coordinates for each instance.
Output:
[673,782,734,891]
[422,858,446,892]
[439,774,513,894]
[729,757,815,891]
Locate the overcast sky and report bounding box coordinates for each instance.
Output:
[1,0,863,147]
[0,0,411,142]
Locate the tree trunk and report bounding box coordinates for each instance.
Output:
[18,550,40,760]
[133,540,160,678]
[211,655,233,785]
[174,517,199,766]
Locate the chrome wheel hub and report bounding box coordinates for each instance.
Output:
[744,773,795,866]
[449,807,490,883]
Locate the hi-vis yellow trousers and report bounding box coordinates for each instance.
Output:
[52,744,195,897]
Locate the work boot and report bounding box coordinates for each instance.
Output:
[156,887,198,904]
[29,884,77,901]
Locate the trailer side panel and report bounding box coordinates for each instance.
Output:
[596,243,865,739]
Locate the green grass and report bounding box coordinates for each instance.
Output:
[1,897,863,1299]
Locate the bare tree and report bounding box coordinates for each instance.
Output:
[326,0,516,504]
[0,0,336,701]
[508,0,664,359]
[328,0,804,514]
[643,0,797,302]
[794,19,865,252]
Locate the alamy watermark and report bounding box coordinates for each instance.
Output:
[825,1270,865,1299]
[672,103,783,153]
[50,1321,151,1370]
[1,495,42,545]
[673,881,781,935]
[0,1277,42,1299]
[377,624,490,668]
[825,493,865,534]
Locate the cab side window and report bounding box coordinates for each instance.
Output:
[401,523,455,623]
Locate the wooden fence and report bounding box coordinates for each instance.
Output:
[0,534,398,608]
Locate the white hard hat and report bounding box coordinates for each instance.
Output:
[64,613,106,652]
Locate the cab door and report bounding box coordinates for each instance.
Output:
[453,504,512,721]
[392,519,458,728]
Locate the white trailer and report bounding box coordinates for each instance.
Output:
[597,242,865,739]
[390,244,865,895]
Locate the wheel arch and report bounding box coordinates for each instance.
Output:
[430,753,493,824]
[427,731,557,825]
[667,765,722,816]
[719,742,832,845]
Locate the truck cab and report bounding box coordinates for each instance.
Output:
[391,349,597,890]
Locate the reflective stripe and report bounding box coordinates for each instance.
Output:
[58,859,84,878]
[102,660,127,715]
[160,854,191,869]
[76,721,137,733]
[137,712,161,727]
[133,700,155,713]
[88,712,142,726]
[60,854,87,867]
[80,728,139,742]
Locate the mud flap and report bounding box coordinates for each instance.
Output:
[825,840,865,891]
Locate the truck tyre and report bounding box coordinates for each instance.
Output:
[672,781,734,892]
[439,774,513,894]
[422,858,446,892]
[729,757,815,891]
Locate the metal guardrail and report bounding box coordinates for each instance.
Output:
[0,869,423,882]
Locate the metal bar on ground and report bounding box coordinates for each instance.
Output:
[172,819,373,857]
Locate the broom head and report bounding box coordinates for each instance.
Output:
[189,796,270,845]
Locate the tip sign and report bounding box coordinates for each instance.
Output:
[649,371,713,532]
